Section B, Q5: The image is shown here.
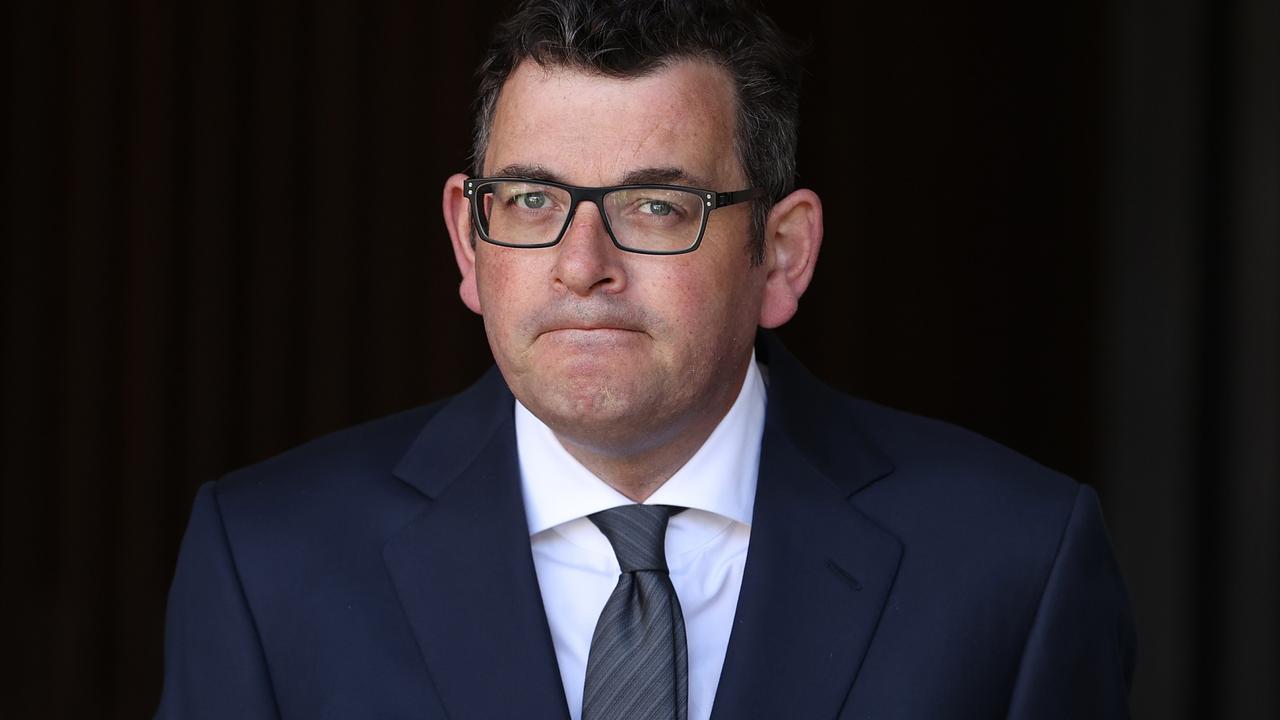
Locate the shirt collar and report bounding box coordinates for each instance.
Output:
[518,353,766,536]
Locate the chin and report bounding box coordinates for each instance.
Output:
[520,371,656,435]
[545,375,636,420]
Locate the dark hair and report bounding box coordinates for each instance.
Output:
[471,0,805,265]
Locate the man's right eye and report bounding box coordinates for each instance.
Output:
[514,192,547,210]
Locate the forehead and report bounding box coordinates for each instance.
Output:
[485,59,742,186]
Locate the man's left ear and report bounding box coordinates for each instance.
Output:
[758,188,823,328]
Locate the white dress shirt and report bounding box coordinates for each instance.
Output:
[516,356,766,720]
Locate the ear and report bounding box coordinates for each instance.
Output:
[443,173,483,314]
[758,188,823,328]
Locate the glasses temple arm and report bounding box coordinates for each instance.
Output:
[715,187,767,208]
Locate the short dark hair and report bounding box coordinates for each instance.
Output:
[471,0,805,265]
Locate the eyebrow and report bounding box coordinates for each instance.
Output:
[490,164,563,183]
[618,167,712,188]
[488,164,714,189]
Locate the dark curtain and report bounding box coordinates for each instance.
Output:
[1,1,1275,717]
[1099,0,1280,717]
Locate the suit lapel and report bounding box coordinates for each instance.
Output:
[710,335,903,719]
[383,369,570,720]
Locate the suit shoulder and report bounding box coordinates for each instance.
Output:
[219,401,445,495]
[208,367,512,541]
[823,392,1086,568]
[207,399,457,544]
[855,394,1075,489]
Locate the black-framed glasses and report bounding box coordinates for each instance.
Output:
[465,177,764,255]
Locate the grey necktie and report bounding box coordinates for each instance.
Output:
[583,504,688,720]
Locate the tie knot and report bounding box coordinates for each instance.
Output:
[589,504,684,573]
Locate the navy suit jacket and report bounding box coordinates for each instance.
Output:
[158,334,1135,718]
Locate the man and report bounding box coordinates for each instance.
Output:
[159,1,1135,718]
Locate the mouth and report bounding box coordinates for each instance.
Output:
[536,324,648,349]
[541,325,641,337]
[530,304,651,342]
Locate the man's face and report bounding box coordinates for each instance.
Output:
[459,59,768,455]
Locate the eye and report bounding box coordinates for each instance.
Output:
[514,192,547,210]
[640,200,674,216]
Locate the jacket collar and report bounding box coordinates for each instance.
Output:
[391,364,514,500]
[392,333,897,500]
[754,330,895,494]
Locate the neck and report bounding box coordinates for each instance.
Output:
[554,429,714,502]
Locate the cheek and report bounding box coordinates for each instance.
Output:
[706,259,766,345]
[647,258,760,352]
[474,252,539,348]
[477,250,535,308]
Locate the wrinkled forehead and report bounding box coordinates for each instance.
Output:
[484,59,745,187]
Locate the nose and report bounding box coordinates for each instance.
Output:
[552,201,627,296]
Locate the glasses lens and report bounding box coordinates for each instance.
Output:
[478,181,573,246]
[604,187,707,253]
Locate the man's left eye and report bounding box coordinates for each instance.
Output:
[641,201,674,216]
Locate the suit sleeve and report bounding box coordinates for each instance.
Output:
[1005,484,1137,719]
[156,482,280,719]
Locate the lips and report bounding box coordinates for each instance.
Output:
[532,318,650,352]
[538,326,643,346]
[546,324,638,333]
[529,304,650,338]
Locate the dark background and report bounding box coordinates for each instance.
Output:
[2,0,1276,717]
